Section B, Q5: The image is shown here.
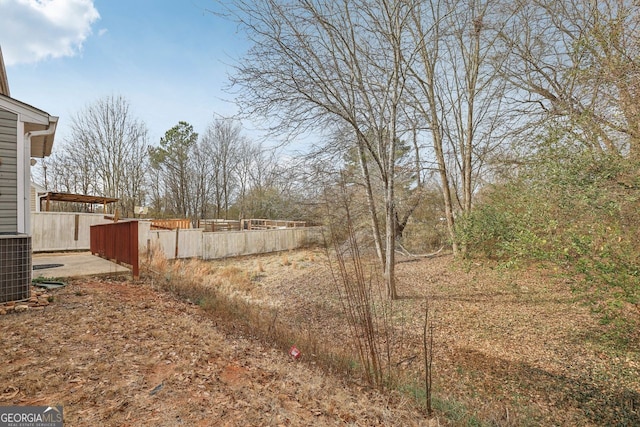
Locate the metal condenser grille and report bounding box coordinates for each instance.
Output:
[0,234,32,303]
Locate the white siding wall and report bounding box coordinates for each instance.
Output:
[0,108,17,233]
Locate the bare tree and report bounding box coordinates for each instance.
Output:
[147,165,168,217]
[39,149,93,196]
[58,95,149,215]
[226,0,419,298]
[496,0,640,157]
[406,0,509,255]
[190,139,215,220]
[234,138,263,219]
[199,118,245,219]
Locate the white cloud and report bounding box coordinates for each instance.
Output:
[0,0,100,66]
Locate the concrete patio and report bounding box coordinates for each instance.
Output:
[32,252,131,279]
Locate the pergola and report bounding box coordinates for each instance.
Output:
[40,192,119,214]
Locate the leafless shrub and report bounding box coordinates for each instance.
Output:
[322,182,395,389]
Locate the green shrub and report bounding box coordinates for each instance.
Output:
[458,144,640,346]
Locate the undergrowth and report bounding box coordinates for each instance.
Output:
[457,149,640,349]
[143,252,370,388]
[141,249,444,422]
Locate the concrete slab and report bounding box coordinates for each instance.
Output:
[32,252,131,279]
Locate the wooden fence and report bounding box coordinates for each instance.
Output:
[32,212,114,252]
[90,220,139,279]
[243,219,307,230]
[142,225,323,260]
[151,218,308,232]
[201,228,319,259]
[150,219,192,230]
[197,219,241,232]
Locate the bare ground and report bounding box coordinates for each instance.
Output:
[1,248,639,426]
[0,278,425,426]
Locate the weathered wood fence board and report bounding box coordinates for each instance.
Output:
[197,219,241,232]
[32,212,113,252]
[150,219,192,230]
[243,219,307,230]
[90,220,139,279]
[146,226,323,260]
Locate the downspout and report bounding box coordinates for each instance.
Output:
[20,117,58,234]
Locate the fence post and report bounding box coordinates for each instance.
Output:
[130,221,139,280]
[174,227,180,259]
[74,214,80,241]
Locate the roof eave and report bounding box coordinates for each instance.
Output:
[0,94,58,157]
[29,116,58,158]
[0,46,9,97]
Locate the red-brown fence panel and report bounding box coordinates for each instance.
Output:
[90,220,139,279]
[150,219,191,230]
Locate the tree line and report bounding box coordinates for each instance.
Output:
[37,0,640,304]
[220,0,640,298]
[37,95,310,225]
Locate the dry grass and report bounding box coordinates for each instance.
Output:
[144,250,362,382]
[3,248,639,426]
[143,249,640,426]
[0,278,425,426]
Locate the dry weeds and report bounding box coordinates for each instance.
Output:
[189,249,640,426]
[1,248,639,426]
[0,277,427,426]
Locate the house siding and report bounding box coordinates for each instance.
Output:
[0,108,18,232]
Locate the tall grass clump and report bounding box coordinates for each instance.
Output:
[142,244,388,384]
[323,214,393,388]
[318,177,441,417]
[320,179,403,391]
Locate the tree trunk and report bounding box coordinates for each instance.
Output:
[385,178,397,299]
[356,141,385,268]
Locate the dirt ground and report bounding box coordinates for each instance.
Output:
[0,278,426,426]
[1,249,639,426]
[175,249,640,426]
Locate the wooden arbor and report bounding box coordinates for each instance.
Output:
[39,192,118,215]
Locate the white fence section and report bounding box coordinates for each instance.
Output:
[31,212,114,252]
[31,213,323,259]
[145,226,323,260]
[146,228,203,259]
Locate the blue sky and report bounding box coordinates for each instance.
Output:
[1,0,252,145]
